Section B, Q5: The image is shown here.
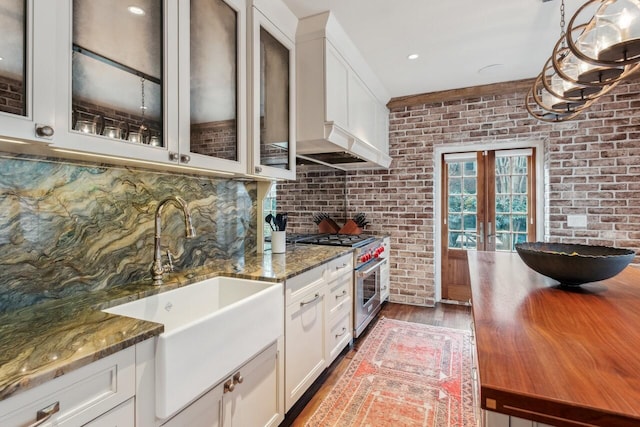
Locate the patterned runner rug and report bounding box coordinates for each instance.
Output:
[305,317,476,426]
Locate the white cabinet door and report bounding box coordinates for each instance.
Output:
[325,42,349,129]
[84,398,135,427]
[222,341,283,427]
[52,0,175,165]
[177,0,248,174]
[284,282,326,411]
[348,72,377,147]
[0,0,56,145]
[162,383,223,427]
[249,1,297,180]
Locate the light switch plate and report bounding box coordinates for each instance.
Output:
[567,214,587,228]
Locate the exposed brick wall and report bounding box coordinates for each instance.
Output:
[279,80,640,307]
[276,166,347,233]
[191,119,238,160]
[0,75,25,116]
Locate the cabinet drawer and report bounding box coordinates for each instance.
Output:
[326,312,352,364]
[325,254,353,282]
[0,346,135,427]
[84,397,134,427]
[285,265,325,306]
[326,273,352,320]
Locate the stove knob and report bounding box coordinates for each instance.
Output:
[360,255,367,263]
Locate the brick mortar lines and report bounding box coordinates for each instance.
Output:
[280,81,640,307]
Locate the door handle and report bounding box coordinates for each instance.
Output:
[478,222,484,244]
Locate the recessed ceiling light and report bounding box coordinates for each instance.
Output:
[407,54,419,60]
[0,57,3,61]
[127,6,145,15]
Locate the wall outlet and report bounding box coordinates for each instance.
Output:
[567,215,587,228]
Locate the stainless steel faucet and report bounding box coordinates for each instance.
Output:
[150,196,196,286]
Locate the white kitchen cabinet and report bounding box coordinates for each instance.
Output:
[284,265,327,411]
[0,0,56,145]
[2,0,297,179]
[177,0,249,175]
[0,346,135,427]
[249,0,297,180]
[52,0,176,166]
[162,341,282,427]
[324,253,353,364]
[284,254,355,412]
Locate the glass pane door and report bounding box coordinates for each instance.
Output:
[0,0,26,117]
[441,148,536,302]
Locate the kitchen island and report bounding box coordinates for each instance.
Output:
[468,251,640,427]
[0,244,351,402]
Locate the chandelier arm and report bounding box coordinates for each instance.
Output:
[526,87,589,122]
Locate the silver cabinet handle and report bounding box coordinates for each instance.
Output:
[335,263,348,270]
[28,401,60,427]
[35,124,54,139]
[233,372,243,385]
[335,290,347,299]
[335,327,347,338]
[300,293,320,306]
[180,154,191,164]
[223,378,235,393]
[254,166,263,174]
[168,152,179,162]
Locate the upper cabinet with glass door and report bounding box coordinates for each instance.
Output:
[0,0,55,143]
[177,0,247,174]
[53,0,173,164]
[250,0,296,180]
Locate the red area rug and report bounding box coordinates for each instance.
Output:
[306,317,476,426]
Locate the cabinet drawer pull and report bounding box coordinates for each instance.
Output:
[335,290,347,299]
[233,372,243,385]
[335,327,347,338]
[300,293,320,306]
[29,401,60,427]
[224,378,235,393]
[335,263,347,270]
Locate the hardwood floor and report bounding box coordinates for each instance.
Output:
[283,302,472,427]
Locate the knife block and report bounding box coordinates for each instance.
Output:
[318,219,341,234]
[338,220,362,235]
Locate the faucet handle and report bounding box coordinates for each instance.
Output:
[165,250,175,272]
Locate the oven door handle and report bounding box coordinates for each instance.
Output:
[356,258,386,277]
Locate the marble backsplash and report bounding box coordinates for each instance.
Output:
[0,153,257,314]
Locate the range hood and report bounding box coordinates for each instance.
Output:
[296,122,392,170]
[295,12,392,171]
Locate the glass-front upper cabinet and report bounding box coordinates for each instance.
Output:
[54,0,173,164]
[250,0,296,180]
[177,0,247,174]
[0,0,55,143]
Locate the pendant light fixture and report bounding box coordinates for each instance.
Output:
[527,0,640,122]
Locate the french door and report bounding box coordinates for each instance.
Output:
[440,148,537,302]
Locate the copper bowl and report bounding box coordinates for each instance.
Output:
[515,242,635,286]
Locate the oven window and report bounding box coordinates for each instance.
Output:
[361,270,378,306]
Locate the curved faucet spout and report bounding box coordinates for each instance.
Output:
[151,196,196,286]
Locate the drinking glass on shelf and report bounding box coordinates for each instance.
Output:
[103,126,121,139]
[75,120,96,134]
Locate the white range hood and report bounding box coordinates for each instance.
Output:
[296,12,392,170]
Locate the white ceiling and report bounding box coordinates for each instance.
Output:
[281,0,585,100]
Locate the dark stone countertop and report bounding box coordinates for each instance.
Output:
[0,244,352,401]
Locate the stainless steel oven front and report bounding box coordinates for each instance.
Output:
[354,257,385,338]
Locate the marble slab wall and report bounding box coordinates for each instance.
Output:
[0,153,257,314]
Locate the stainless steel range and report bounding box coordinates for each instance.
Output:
[290,233,386,338]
